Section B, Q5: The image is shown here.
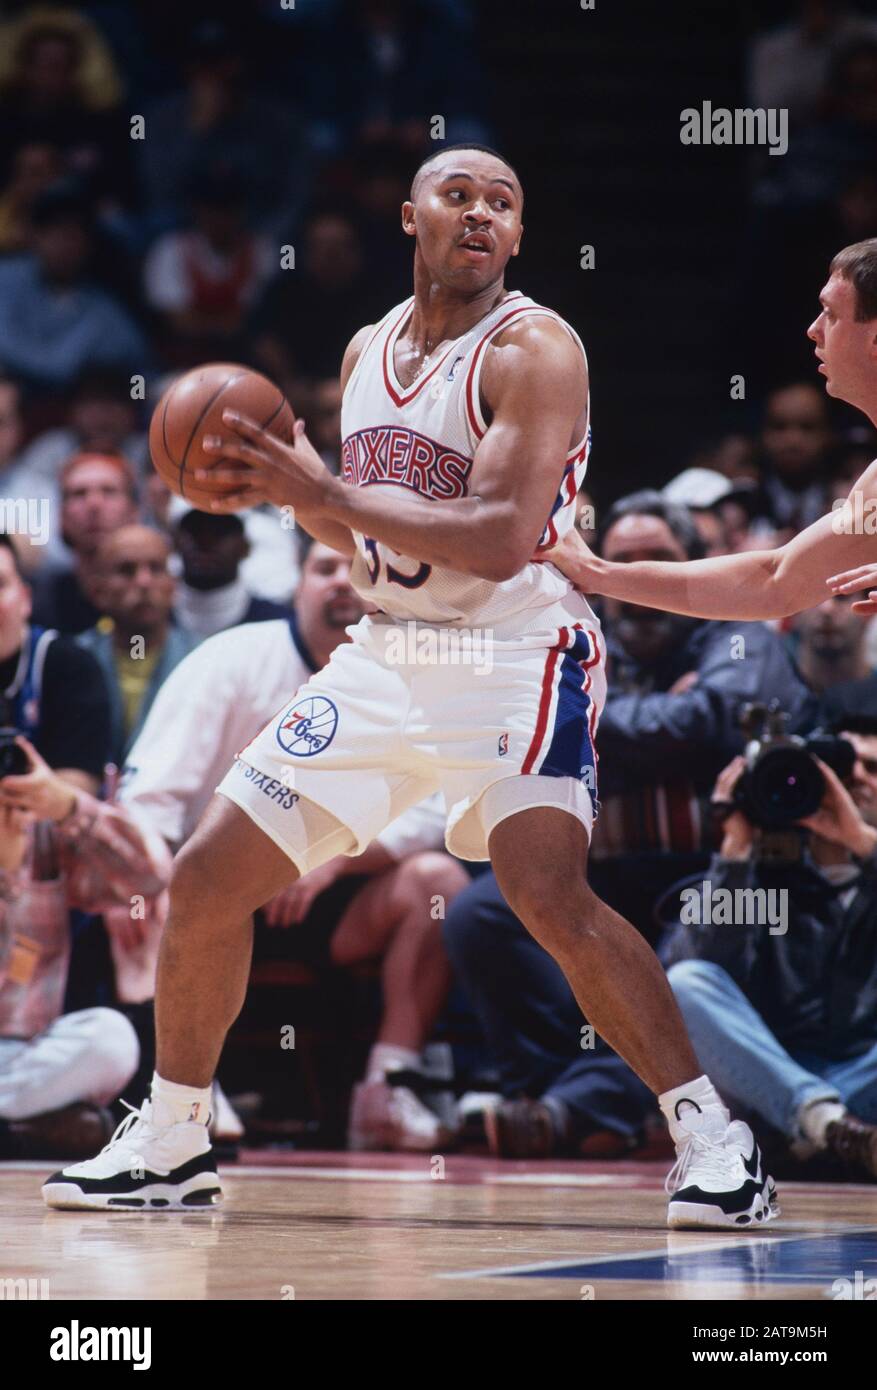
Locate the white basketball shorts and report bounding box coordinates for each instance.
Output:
[216,594,606,870]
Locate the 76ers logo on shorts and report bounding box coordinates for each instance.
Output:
[276,695,338,757]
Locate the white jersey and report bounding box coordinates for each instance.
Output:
[341,291,592,626]
[119,616,447,858]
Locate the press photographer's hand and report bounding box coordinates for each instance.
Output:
[796,756,877,859]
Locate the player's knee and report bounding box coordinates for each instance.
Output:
[510,876,598,955]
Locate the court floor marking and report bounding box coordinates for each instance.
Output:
[438,1223,877,1281]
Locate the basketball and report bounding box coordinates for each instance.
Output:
[149,363,295,509]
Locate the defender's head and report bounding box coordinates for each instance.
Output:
[808,239,877,414]
[402,144,523,291]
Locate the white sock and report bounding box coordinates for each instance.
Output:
[659,1074,730,1144]
[365,1043,420,1083]
[150,1071,212,1126]
[797,1098,847,1147]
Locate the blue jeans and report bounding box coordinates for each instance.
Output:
[668,958,877,1137]
[442,872,653,1143]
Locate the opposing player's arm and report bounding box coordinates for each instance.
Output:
[554,460,877,620]
[275,327,375,559]
[318,316,586,580]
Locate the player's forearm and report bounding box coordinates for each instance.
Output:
[293,507,356,557]
[583,549,793,620]
[322,478,517,580]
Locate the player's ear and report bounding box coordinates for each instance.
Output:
[511,223,523,257]
[401,200,416,238]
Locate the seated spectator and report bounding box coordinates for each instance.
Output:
[751,383,835,537]
[78,540,468,1150]
[747,1,877,130]
[76,525,196,765]
[0,140,63,253]
[8,367,147,571]
[588,490,814,937]
[0,8,129,205]
[0,373,26,495]
[170,502,293,639]
[0,532,109,800]
[0,181,147,394]
[251,204,387,390]
[138,18,308,242]
[0,813,139,1160]
[788,591,874,695]
[662,467,758,559]
[143,168,276,368]
[30,452,138,635]
[442,872,656,1158]
[305,376,344,474]
[664,737,877,1183]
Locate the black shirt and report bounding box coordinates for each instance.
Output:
[0,636,111,779]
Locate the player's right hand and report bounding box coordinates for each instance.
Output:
[826,563,877,615]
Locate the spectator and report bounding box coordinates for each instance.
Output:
[0,140,63,252]
[251,204,387,389]
[0,182,147,393]
[305,376,344,473]
[30,452,138,635]
[138,19,308,242]
[0,531,109,796]
[662,467,758,559]
[143,168,276,367]
[0,374,26,493]
[588,490,814,936]
[76,525,195,765]
[753,382,835,536]
[748,2,877,129]
[789,592,874,694]
[442,872,656,1158]
[170,504,292,640]
[0,8,129,204]
[9,367,146,571]
[664,739,877,1182]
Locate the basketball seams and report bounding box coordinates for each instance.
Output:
[176,372,249,498]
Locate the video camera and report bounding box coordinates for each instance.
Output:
[733,702,855,831]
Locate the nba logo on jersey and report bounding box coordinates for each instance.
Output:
[498,732,509,757]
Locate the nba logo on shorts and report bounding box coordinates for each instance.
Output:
[498,732,509,757]
[276,695,339,757]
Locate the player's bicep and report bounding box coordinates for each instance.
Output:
[470,325,586,568]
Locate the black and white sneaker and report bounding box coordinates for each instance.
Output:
[666,1117,780,1230]
[41,1098,223,1212]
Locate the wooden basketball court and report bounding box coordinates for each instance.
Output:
[3,1154,876,1300]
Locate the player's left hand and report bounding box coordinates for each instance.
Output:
[198,412,335,515]
[543,525,603,590]
[826,563,877,615]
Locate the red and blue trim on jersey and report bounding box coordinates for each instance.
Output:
[521,623,601,813]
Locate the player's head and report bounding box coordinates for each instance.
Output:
[403,144,523,291]
[808,239,877,414]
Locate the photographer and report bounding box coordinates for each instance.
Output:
[663,720,877,1181]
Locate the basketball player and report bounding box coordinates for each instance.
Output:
[548,239,877,621]
[43,145,777,1229]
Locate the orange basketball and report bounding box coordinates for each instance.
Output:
[149,363,295,509]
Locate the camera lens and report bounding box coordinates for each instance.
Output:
[748,746,825,828]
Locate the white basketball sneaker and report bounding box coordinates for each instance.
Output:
[348,1077,452,1152]
[666,1110,779,1230]
[42,1096,222,1212]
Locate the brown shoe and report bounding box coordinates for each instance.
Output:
[485,1099,560,1159]
[825,1114,877,1181]
[4,1103,114,1160]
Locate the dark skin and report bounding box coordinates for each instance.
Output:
[155,150,700,1096]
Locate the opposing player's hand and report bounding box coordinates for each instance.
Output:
[543,525,603,591]
[826,564,877,615]
[198,412,336,515]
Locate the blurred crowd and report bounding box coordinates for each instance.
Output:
[0,2,876,1181]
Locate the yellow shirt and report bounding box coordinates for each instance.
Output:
[115,646,160,736]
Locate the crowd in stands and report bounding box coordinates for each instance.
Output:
[0,2,876,1181]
